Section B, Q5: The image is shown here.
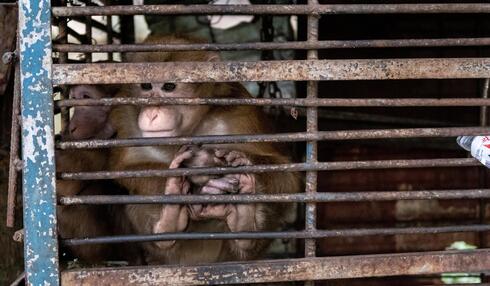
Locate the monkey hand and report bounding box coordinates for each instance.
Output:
[153,146,193,249]
[197,150,258,250]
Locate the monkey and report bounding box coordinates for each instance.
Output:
[108,35,301,264]
[62,84,120,140]
[56,84,143,265]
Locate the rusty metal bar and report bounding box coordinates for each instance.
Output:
[52,58,490,84]
[56,96,490,108]
[57,0,69,133]
[57,127,490,149]
[52,37,490,52]
[481,79,490,126]
[60,158,480,180]
[305,0,319,269]
[51,4,490,17]
[60,249,490,285]
[106,15,113,61]
[63,225,490,245]
[59,189,490,205]
[85,15,92,62]
[7,63,20,228]
[479,79,490,252]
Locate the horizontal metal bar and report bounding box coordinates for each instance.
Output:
[56,97,490,108]
[59,189,490,205]
[57,127,490,149]
[52,4,490,17]
[63,225,490,245]
[60,249,490,285]
[60,158,479,180]
[52,37,490,53]
[52,58,490,84]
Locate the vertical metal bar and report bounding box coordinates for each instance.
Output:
[479,78,489,253]
[106,15,114,61]
[304,1,319,285]
[58,0,69,132]
[119,0,135,62]
[85,15,92,62]
[18,0,59,284]
[480,79,489,127]
[7,60,20,228]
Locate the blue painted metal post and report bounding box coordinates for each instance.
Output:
[18,0,60,285]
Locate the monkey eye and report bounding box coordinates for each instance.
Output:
[140,83,152,90]
[162,83,176,92]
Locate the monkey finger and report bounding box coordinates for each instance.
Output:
[199,204,228,219]
[169,149,194,169]
[214,148,228,158]
[225,151,252,167]
[203,177,239,193]
[187,204,203,220]
[200,185,226,195]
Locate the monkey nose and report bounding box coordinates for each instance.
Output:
[147,111,158,122]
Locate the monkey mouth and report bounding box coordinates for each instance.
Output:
[140,130,177,138]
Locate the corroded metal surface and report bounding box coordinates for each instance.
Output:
[52,37,490,52]
[305,0,319,265]
[60,158,480,180]
[52,58,490,84]
[59,189,490,205]
[7,63,20,228]
[62,225,490,245]
[18,0,59,285]
[57,127,490,149]
[61,250,490,285]
[56,97,490,107]
[52,4,490,17]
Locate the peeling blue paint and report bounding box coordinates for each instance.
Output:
[19,0,59,285]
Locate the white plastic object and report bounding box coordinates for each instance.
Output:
[457,135,490,168]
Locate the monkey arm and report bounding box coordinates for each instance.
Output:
[198,148,301,260]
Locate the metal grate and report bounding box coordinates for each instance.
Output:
[16,1,490,285]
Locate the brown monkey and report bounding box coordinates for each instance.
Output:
[57,84,142,264]
[62,84,120,140]
[109,35,301,264]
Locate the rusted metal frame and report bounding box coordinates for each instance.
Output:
[52,58,490,85]
[51,4,490,17]
[60,158,480,181]
[56,97,490,108]
[106,15,113,61]
[305,1,319,275]
[59,189,490,205]
[479,79,490,251]
[52,37,490,53]
[62,225,490,246]
[67,16,121,39]
[481,79,489,126]
[57,127,490,149]
[57,0,69,133]
[60,249,490,285]
[85,15,92,62]
[6,61,20,228]
[18,0,60,284]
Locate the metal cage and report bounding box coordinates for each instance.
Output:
[15,1,490,285]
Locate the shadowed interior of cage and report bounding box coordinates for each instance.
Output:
[37,1,490,285]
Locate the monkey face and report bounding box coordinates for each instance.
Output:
[136,82,209,138]
[63,85,113,140]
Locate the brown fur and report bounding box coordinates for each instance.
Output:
[108,35,301,264]
[57,84,143,265]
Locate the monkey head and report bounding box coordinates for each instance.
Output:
[63,85,119,140]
